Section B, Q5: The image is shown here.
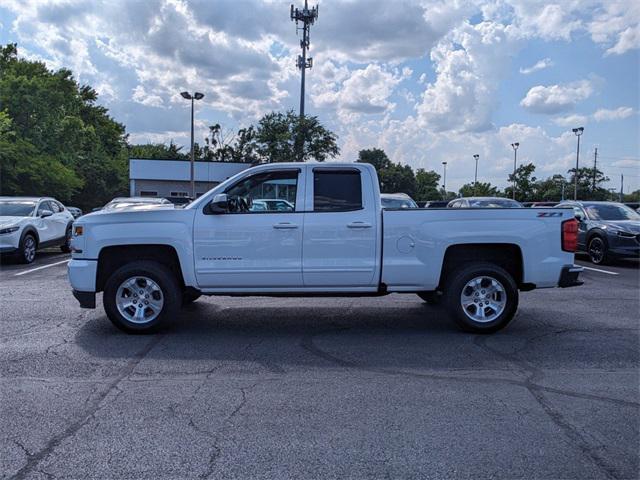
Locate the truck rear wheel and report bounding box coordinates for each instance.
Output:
[103,260,182,334]
[443,262,518,333]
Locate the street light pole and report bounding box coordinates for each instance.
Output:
[572,127,584,201]
[473,154,479,195]
[181,91,205,198]
[510,143,519,200]
[442,161,447,200]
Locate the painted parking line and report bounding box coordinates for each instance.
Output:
[581,265,619,276]
[14,259,70,277]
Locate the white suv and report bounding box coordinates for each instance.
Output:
[0,197,75,263]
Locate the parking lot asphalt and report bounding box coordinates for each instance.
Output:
[1,252,638,479]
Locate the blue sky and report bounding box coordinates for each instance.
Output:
[1,0,638,193]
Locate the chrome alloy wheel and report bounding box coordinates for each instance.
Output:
[23,236,36,263]
[460,276,507,323]
[115,276,164,324]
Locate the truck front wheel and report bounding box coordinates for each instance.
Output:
[103,261,182,334]
[443,263,518,333]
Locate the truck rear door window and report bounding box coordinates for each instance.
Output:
[313,170,362,212]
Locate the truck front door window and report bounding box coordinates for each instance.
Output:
[225,171,298,213]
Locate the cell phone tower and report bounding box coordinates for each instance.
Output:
[291,0,318,161]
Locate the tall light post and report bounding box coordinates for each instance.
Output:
[181,91,204,198]
[510,142,519,200]
[442,161,447,200]
[572,127,584,200]
[473,154,479,195]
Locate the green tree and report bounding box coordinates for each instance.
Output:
[255,110,339,163]
[533,174,568,201]
[505,163,537,201]
[414,168,441,201]
[357,148,416,197]
[458,181,499,197]
[0,43,128,209]
[567,167,609,200]
[128,141,186,160]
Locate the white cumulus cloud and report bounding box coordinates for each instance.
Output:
[519,57,553,74]
[520,80,595,114]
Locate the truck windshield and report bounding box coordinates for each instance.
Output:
[585,204,640,221]
[0,201,36,216]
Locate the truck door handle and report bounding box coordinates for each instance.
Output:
[347,221,372,229]
[273,222,298,229]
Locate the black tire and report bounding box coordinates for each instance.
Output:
[103,260,182,334]
[182,290,202,305]
[60,226,72,253]
[442,262,518,334]
[19,233,37,264]
[417,291,441,305]
[588,235,609,265]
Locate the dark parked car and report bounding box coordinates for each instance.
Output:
[555,201,640,264]
[66,206,83,218]
[447,197,523,208]
[423,200,449,208]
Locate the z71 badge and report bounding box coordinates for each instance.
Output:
[536,212,563,217]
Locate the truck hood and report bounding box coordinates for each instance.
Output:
[80,206,195,224]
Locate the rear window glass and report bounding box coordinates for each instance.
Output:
[313,170,362,212]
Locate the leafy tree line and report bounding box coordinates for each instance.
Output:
[0,44,128,210]
[130,111,339,164]
[0,44,339,209]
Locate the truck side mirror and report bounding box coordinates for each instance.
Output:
[205,194,229,214]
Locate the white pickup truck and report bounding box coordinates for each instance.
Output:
[68,162,583,334]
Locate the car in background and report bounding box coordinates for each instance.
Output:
[555,201,640,264]
[250,198,295,212]
[423,200,450,208]
[380,193,419,209]
[447,197,523,208]
[0,197,75,263]
[67,206,83,218]
[96,197,174,211]
[530,201,559,208]
[166,196,193,207]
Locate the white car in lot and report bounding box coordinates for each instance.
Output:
[68,162,583,335]
[0,197,75,263]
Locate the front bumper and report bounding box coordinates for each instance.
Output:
[72,289,96,308]
[558,264,584,288]
[68,259,97,308]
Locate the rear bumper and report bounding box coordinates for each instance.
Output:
[72,289,96,309]
[558,264,584,288]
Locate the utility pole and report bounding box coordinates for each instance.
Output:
[592,147,598,193]
[510,143,519,200]
[442,162,447,200]
[572,127,584,200]
[620,174,624,203]
[291,1,318,162]
[473,154,479,195]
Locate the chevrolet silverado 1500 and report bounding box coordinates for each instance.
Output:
[68,162,583,334]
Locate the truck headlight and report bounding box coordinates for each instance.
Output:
[0,226,19,234]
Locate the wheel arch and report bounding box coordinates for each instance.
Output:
[438,243,524,290]
[96,244,185,292]
[20,226,40,247]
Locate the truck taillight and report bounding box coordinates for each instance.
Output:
[562,219,578,252]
